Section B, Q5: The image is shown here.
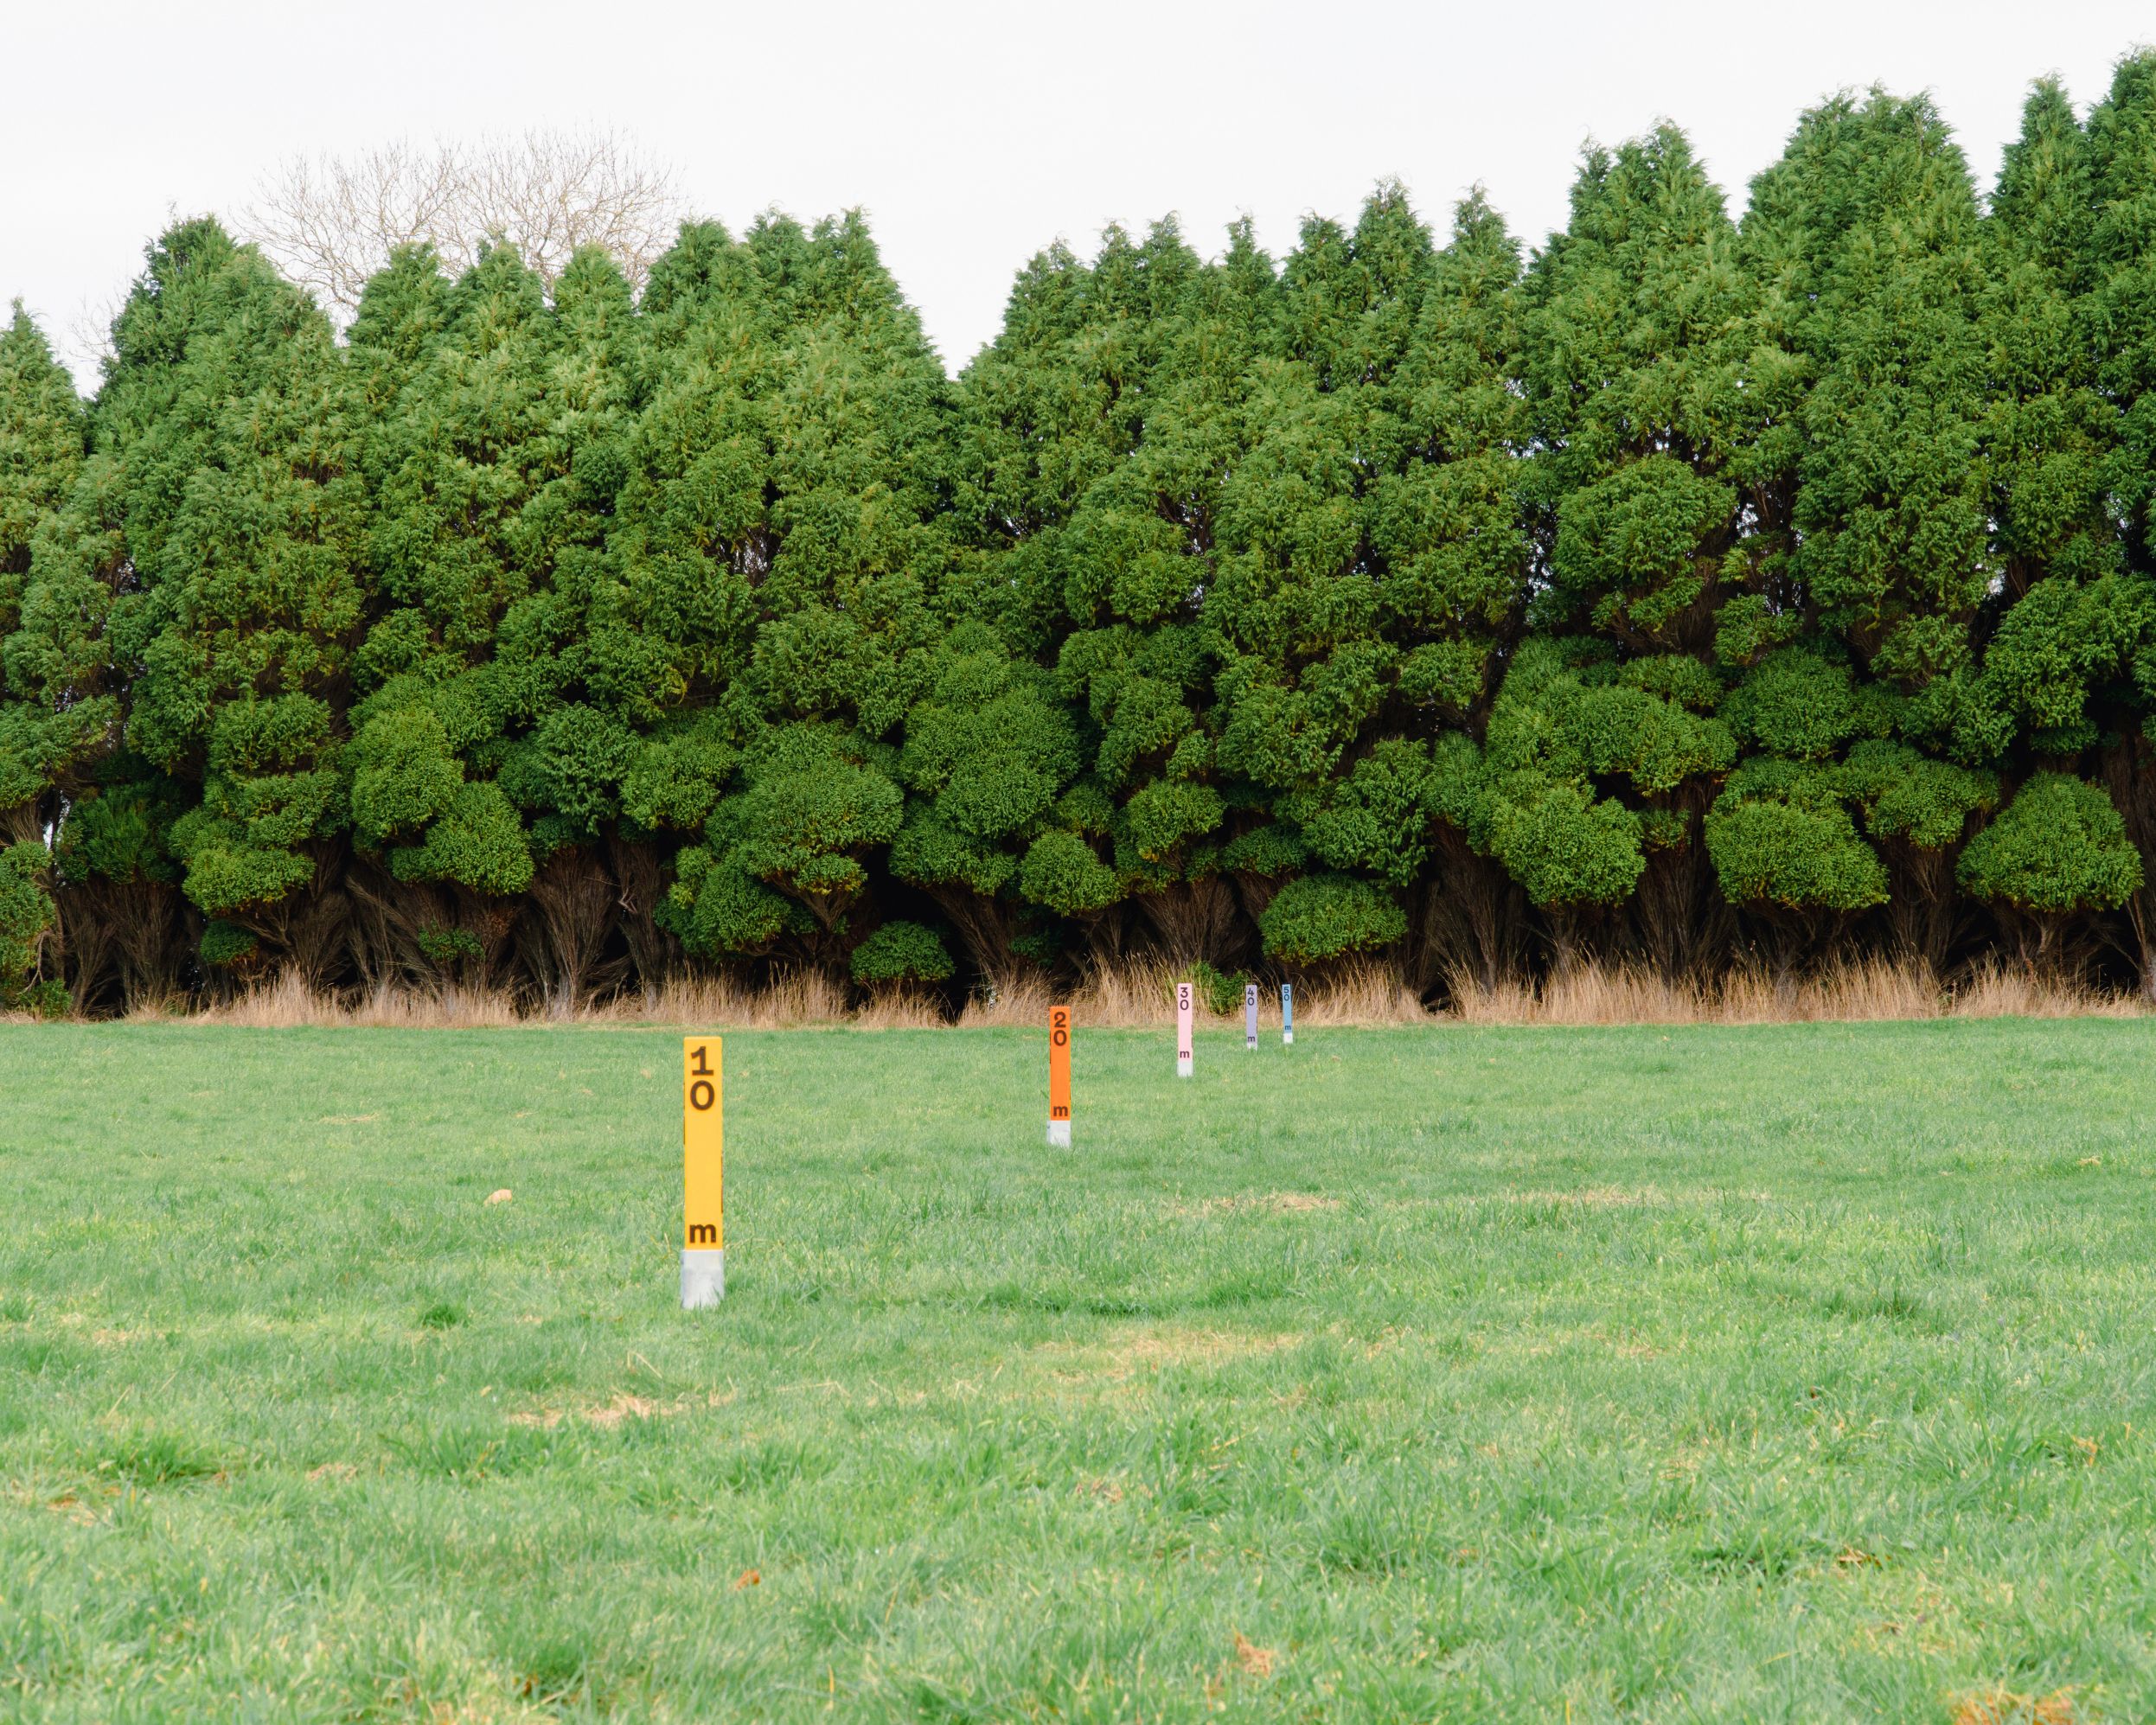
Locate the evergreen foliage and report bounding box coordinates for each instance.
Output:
[9,55,2156,1012]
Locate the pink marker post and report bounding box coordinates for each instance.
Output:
[1175,981,1194,1079]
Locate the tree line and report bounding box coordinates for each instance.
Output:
[6,61,2156,1016]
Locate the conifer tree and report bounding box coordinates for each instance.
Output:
[1497,130,1754,975]
[1216,188,1535,985]
[0,306,86,1006]
[1743,93,1992,749]
[950,220,1264,973]
[626,214,956,982]
[22,220,369,986]
[1722,94,2010,973]
[2082,51,2156,992]
[344,240,638,1009]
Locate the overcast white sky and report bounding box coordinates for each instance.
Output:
[3,1,2151,386]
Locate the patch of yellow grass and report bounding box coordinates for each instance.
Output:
[1036,1325,1302,1384]
[1952,1688,2078,1725]
[1499,1185,1666,1210]
[506,1390,726,1430]
[1172,1192,1342,1218]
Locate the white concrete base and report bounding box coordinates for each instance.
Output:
[1046,1118,1072,1147]
[681,1248,726,1308]
[1177,1057,1193,1078]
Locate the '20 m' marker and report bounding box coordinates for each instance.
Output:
[1048,1006,1072,1147]
[681,1036,724,1308]
[1176,982,1194,1078]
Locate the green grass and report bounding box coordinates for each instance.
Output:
[3,1018,2154,1722]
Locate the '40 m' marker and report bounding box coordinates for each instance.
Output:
[1244,982,1258,1051]
[1048,1006,1072,1147]
[1282,983,1294,1046]
[681,1036,724,1307]
[1175,983,1194,1078]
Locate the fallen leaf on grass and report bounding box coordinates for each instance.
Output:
[733,1568,761,1589]
[306,1462,356,1483]
[483,1189,513,1206]
[2074,1435,2099,1466]
[1233,1632,1276,1678]
[2078,1155,2102,1167]
[318,1114,380,1126]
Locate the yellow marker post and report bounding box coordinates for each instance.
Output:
[681,1036,724,1307]
[1048,1006,1072,1147]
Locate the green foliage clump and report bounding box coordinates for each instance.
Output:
[1190,959,1251,1018]
[1705,763,1888,912]
[848,921,955,987]
[1258,874,1406,966]
[0,840,56,1008]
[1958,774,2142,914]
[197,919,259,970]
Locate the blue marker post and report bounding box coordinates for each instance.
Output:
[1281,982,1294,1047]
[1244,982,1258,1051]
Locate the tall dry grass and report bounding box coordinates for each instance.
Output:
[9,954,2136,1030]
[957,956,1425,1029]
[1448,957,2138,1026]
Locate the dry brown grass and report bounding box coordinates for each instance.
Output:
[967,955,1428,1030]
[22,952,2146,1030]
[182,968,854,1030]
[1449,957,2137,1027]
[1951,1688,2078,1725]
[1948,962,2143,1020]
[1036,1325,1303,1384]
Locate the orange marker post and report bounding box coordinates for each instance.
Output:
[1176,982,1194,1078]
[681,1036,724,1307]
[1048,1006,1072,1147]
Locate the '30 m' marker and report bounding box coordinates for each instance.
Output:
[681,1037,724,1307]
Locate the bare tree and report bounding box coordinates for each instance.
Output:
[243,129,686,318]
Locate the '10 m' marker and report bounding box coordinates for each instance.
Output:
[681,1036,724,1308]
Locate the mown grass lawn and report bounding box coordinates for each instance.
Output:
[3,1017,2154,1722]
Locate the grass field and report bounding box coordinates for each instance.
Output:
[3,1019,2154,1722]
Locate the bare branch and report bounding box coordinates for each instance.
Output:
[240,129,687,323]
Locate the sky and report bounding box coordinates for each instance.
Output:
[3,0,2151,386]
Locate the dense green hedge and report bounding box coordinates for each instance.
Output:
[8,61,2156,1012]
